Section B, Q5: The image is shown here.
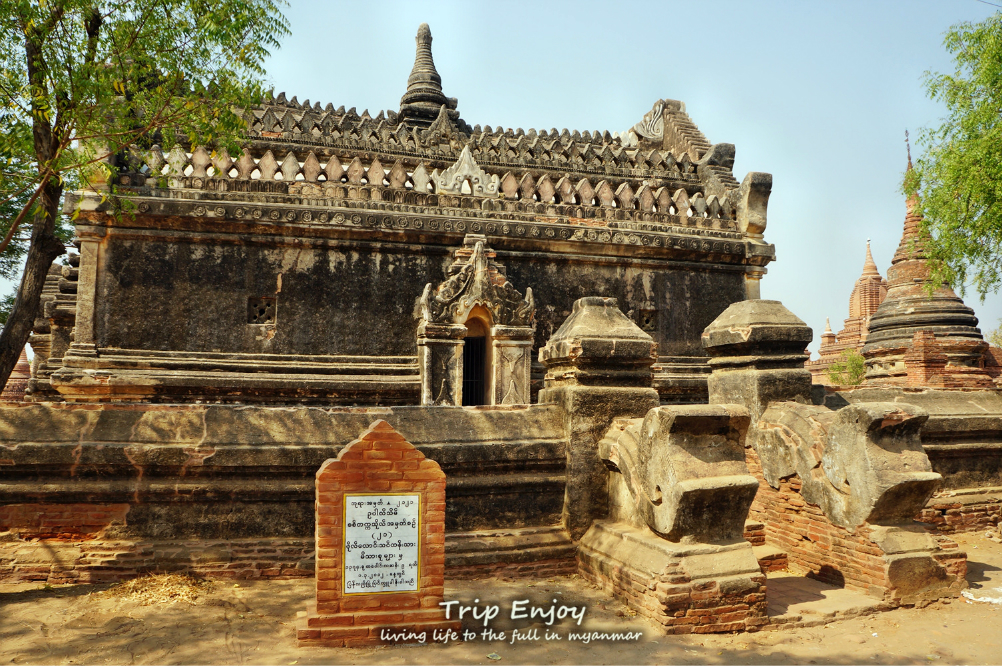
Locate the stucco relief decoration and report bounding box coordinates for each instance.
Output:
[419,240,534,327]
[632,100,665,142]
[434,145,500,196]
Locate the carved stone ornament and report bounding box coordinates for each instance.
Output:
[632,100,665,142]
[419,237,533,327]
[434,145,499,196]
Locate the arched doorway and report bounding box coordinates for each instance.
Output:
[461,309,491,406]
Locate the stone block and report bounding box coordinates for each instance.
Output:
[599,405,758,542]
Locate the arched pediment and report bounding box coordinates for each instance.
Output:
[419,235,534,328]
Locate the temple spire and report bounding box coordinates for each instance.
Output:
[399,23,459,128]
[862,239,879,277]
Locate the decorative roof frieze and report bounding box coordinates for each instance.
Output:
[70,185,770,268]
[435,146,499,196]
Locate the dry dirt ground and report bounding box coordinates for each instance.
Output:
[1,531,999,666]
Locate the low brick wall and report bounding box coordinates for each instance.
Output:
[0,537,314,584]
[916,489,1001,534]
[578,544,768,634]
[447,557,576,579]
[743,521,766,547]
[0,503,130,539]
[751,476,890,593]
[0,533,577,584]
[577,522,769,634]
[745,446,966,598]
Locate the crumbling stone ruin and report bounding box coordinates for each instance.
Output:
[1,23,999,635]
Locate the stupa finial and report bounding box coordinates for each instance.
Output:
[399,23,457,127]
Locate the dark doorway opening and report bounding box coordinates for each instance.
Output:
[462,336,486,406]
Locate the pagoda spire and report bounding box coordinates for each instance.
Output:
[862,239,879,277]
[399,23,459,128]
[860,149,991,387]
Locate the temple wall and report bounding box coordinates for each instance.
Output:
[0,402,573,582]
[93,233,744,358]
[96,237,444,356]
[50,220,748,404]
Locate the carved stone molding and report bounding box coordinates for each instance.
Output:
[434,145,499,196]
[417,235,535,406]
[632,100,665,142]
[418,235,533,328]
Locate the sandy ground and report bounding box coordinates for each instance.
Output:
[1,530,999,666]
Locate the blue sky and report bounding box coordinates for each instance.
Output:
[260,0,1002,354]
[9,1,998,358]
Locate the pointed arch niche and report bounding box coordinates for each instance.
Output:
[417,234,535,406]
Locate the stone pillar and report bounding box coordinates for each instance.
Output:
[67,238,99,358]
[744,266,766,300]
[701,299,813,423]
[538,297,660,540]
[489,325,534,405]
[417,322,465,406]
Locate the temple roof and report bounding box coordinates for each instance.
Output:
[235,24,739,192]
[75,23,775,273]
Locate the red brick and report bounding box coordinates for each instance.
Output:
[364,450,403,461]
[364,471,404,481]
[346,460,392,470]
[353,611,404,625]
[320,627,369,640]
[341,597,382,611]
[306,614,354,627]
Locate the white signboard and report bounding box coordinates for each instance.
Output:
[343,493,420,595]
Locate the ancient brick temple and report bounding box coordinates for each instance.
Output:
[1,24,999,635]
[862,188,998,389]
[806,242,887,385]
[25,22,773,408]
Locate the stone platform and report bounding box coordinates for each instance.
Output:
[764,572,889,630]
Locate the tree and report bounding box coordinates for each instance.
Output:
[827,349,866,386]
[904,12,1001,301]
[0,293,15,326]
[0,0,288,388]
[988,319,1002,348]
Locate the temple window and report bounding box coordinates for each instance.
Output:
[248,297,277,325]
[461,310,490,406]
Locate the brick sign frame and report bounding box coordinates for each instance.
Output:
[297,420,459,647]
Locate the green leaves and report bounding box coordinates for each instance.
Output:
[826,349,866,386]
[1,0,290,189]
[0,0,289,268]
[906,12,1002,301]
